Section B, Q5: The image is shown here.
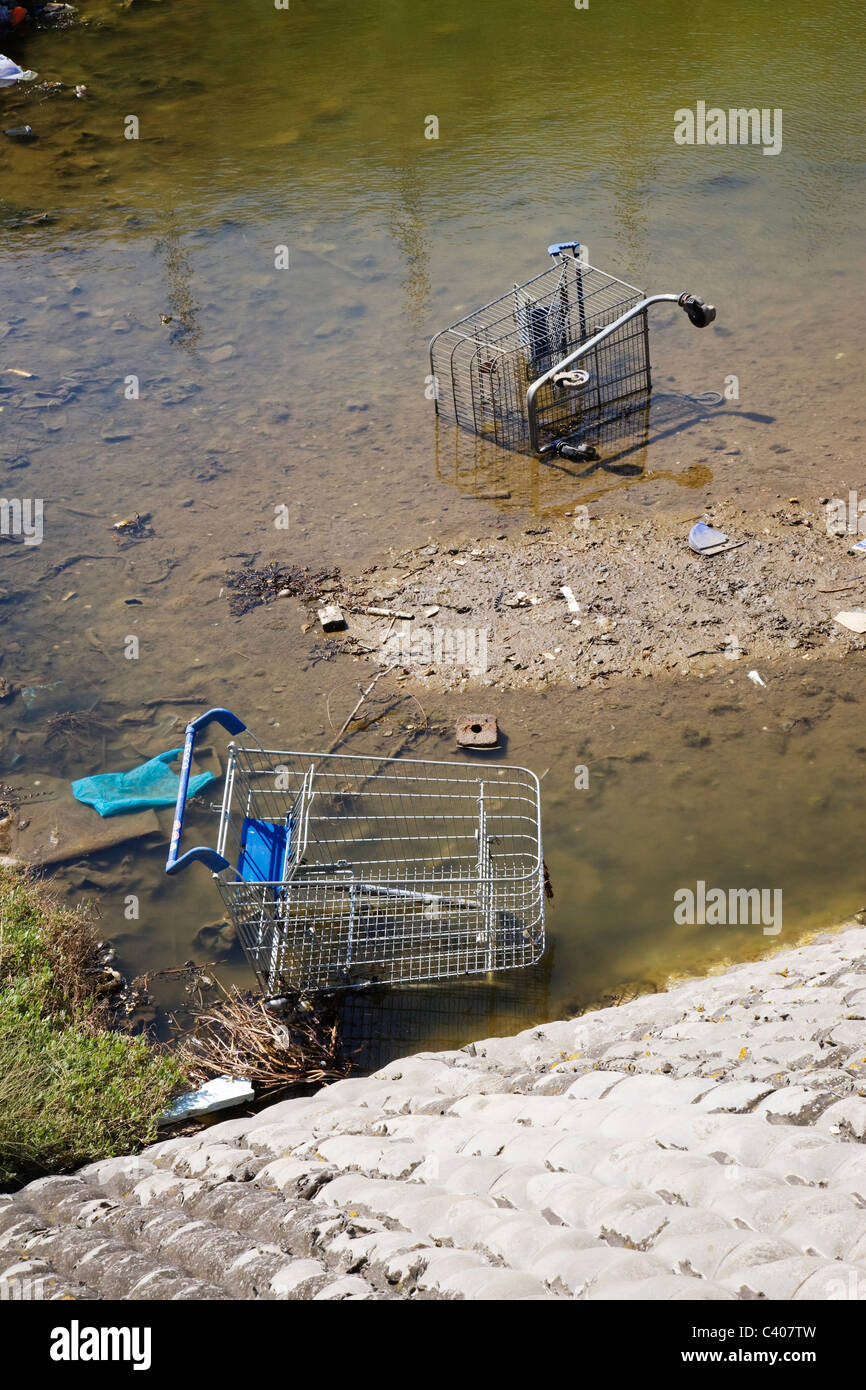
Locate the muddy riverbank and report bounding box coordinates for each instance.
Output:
[270,499,866,693]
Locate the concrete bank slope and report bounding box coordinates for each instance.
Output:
[3,924,866,1301]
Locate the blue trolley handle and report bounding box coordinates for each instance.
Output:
[165,707,247,876]
[548,240,584,260]
[548,241,588,343]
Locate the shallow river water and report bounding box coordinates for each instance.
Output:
[1,0,865,1061]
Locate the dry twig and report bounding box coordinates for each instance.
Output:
[178,980,348,1094]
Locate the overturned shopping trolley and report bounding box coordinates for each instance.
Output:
[429,240,716,458]
[166,709,545,995]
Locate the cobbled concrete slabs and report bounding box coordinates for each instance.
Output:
[3,923,866,1300]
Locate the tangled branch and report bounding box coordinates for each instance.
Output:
[178,981,349,1094]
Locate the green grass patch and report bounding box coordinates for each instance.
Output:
[0,867,188,1188]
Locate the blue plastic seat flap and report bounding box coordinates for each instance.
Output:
[237,817,292,884]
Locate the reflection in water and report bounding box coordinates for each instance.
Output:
[388,166,432,328]
[610,147,654,274]
[153,223,201,355]
[337,955,552,1072]
[434,389,725,509]
[545,392,653,477]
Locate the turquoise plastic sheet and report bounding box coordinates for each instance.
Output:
[72,748,215,818]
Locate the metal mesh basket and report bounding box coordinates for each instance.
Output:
[429,240,715,457]
[166,710,545,995]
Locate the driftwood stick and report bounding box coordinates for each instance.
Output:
[328,664,396,751]
[380,614,398,647]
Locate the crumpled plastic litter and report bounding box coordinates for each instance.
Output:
[71,748,215,818]
[0,54,36,85]
[689,521,729,555]
[834,610,866,635]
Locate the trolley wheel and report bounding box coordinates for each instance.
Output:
[555,440,599,463]
[553,368,591,391]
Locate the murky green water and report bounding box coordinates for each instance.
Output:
[1,0,865,1061]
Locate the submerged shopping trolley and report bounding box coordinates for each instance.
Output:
[429,240,716,458]
[166,709,545,995]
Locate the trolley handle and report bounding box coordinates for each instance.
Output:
[678,292,716,328]
[165,707,246,876]
[526,291,717,453]
[548,240,586,262]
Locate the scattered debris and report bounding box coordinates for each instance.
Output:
[747,669,767,687]
[560,585,581,621]
[689,521,729,555]
[317,602,347,632]
[336,505,856,692]
[44,709,112,748]
[834,610,866,635]
[178,982,348,1095]
[364,605,414,620]
[0,55,36,88]
[543,859,554,900]
[331,665,396,746]
[456,714,499,749]
[71,748,215,817]
[157,1075,254,1127]
[112,512,154,539]
[0,780,54,814]
[224,561,340,617]
[129,960,213,1001]
[849,538,866,557]
[91,964,124,996]
[0,2,77,33]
